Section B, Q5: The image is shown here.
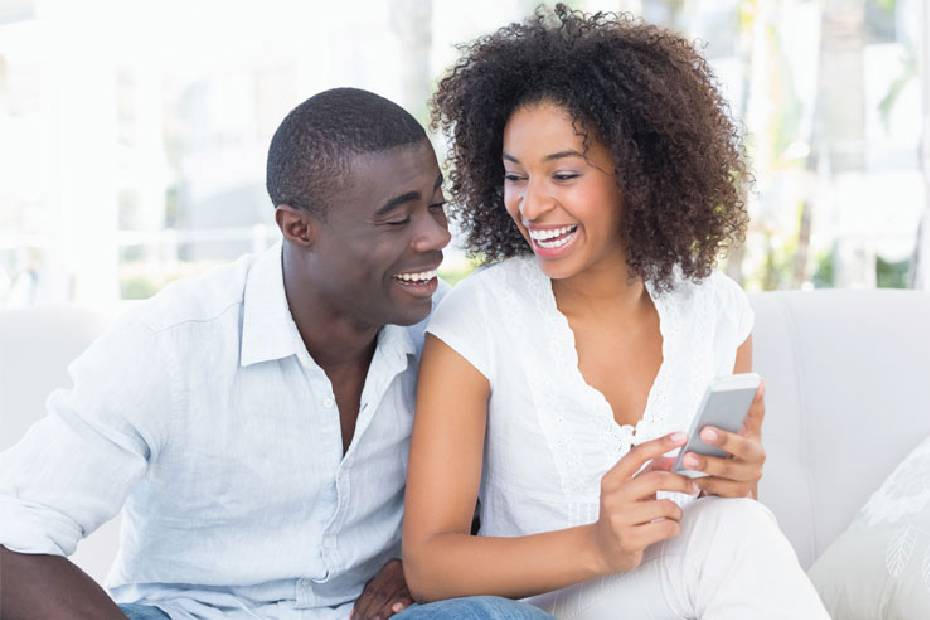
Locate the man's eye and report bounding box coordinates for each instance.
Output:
[386,218,411,226]
[429,201,447,210]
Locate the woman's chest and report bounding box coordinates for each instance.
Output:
[570,316,664,428]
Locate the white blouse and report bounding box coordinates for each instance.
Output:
[425,256,754,538]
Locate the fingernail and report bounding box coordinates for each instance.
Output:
[701,428,718,443]
[684,453,700,469]
[670,432,687,443]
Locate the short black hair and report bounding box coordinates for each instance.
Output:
[431,5,750,291]
[266,87,428,217]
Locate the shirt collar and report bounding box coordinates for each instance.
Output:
[377,322,417,364]
[240,241,303,367]
[240,241,418,368]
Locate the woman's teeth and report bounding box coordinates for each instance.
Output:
[529,225,578,249]
[394,270,437,283]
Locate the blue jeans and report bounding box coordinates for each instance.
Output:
[395,596,553,619]
[120,596,553,619]
[119,603,170,619]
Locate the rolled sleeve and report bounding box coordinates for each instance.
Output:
[0,317,171,556]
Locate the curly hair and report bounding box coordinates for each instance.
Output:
[431,4,750,290]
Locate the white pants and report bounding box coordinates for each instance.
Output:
[527,498,830,620]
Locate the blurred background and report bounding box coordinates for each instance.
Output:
[0,0,928,309]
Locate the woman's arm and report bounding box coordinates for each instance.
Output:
[402,335,694,602]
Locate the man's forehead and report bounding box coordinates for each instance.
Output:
[344,142,441,198]
[351,141,436,175]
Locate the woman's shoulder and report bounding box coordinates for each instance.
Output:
[428,257,536,338]
[654,269,746,306]
[439,256,535,302]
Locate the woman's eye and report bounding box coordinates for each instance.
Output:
[553,172,580,181]
[429,201,447,211]
[504,173,524,182]
[386,218,411,226]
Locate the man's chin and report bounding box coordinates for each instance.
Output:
[386,301,433,327]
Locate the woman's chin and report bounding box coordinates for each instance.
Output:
[536,254,585,280]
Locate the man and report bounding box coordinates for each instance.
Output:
[0,88,448,620]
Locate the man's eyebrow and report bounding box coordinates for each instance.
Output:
[374,174,444,217]
[503,150,585,163]
[375,191,421,217]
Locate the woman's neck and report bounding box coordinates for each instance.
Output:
[550,253,648,322]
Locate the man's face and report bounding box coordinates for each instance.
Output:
[310,140,451,327]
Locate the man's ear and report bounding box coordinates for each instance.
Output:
[275,205,319,248]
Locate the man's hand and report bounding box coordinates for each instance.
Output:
[682,383,767,499]
[350,559,413,620]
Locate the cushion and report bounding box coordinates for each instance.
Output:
[808,435,930,618]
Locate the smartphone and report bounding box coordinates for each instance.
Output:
[673,373,762,478]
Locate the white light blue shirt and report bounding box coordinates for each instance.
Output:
[0,242,439,619]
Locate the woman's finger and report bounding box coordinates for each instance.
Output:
[695,476,755,498]
[623,470,698,500]
[619,498,684,526]
[682,451,762,482]
[742,382,766,435]
[696,428,764,462]
[626,516,682,548]
[602,432,687,491]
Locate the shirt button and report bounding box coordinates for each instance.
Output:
[321,396,336,408]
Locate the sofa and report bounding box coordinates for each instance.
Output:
[3,290,930,587]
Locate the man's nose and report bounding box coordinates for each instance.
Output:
[412,211,452,252]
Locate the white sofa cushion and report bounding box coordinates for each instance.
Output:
[752,290,930,568]
[807,435,930,618]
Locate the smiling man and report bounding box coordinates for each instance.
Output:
[0,88,449,620]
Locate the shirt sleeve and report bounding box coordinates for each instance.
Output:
[711,271,755,374]
[424,271,495,383]
[0,316,171,556]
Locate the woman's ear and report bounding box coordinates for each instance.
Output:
[275,205,318,248]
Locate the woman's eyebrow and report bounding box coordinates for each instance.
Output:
[503,150,584,163]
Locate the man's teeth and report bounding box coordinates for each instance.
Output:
[394,270,438,283]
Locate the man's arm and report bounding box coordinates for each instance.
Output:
[0,319,168,619]
[0,547,125,620]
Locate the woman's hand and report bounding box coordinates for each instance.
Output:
[681,383,767,499]
[590,432,697,574]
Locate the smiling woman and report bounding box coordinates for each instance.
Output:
[431,6,750,292]
[400,5,829,619]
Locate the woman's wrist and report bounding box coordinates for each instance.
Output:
[578,523,613,578]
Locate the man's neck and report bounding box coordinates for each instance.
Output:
[282,255,380,371]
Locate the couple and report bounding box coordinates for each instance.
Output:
[0,7,829,620]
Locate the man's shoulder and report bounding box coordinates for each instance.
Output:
[132,254,256,334]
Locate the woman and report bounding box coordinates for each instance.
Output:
[400,6,828,619]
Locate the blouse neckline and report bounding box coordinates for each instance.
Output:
[530,260,671,442]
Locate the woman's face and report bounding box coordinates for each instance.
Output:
[502,101,624,280]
